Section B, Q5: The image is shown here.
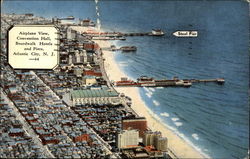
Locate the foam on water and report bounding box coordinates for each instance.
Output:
[160,112,169,117]
[118,62,128,67]
[142,102,210,158]
[153,100,160,106]
[178,133,185,138]
[144,89,153,98]
[174,122,183,127]
[156,87,164,89]
[149,91,153,96]
[143,87,151,94]
[146,92,152,98]
[119,61,128,64]
[192,133,200,140]
[171,117,180,122]
[127,59,133,63]
[148,88,155,92]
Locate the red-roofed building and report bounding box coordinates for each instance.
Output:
[122,117,147,137]
[73,134,90,142]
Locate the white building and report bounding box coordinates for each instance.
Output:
[67,27,77,40]
[68,50,88,65]
[143,131,168,151]
[75,50,80,63]
[116,129,139,149]
[156,137,168,152]
[71,87,121,105]
[143,131,161,147]
[82,50,88,64]
[68,54,73,64]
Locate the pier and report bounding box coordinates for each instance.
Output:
[114,76,225,88]
[82,29,165,39]
[87,32,164,37]
[101,45,137,52]
[188,78,225,84]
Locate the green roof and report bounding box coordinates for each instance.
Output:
[71,88,119,98]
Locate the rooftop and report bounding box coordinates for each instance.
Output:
[71,88,118,98]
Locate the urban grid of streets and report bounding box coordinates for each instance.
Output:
[1,13,172,158]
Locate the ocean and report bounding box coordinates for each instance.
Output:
[3,1,249,158]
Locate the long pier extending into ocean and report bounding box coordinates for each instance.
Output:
[114,76,225,88]
[82,29,165,40]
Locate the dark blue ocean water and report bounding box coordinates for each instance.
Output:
[3,1,249,158]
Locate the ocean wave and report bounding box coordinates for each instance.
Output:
[145,105,177,132]
[192,133,200,140]
[142,103,210,158]
[146,92,152,98]
[148,91,153,96]
[160,112,169,117]
[118,61,128,64]
[118,62,129,67]
[153,100,160,106]
[148,87,155,92]
[171,117,180,121]
[127,59,134,63]
[174,122,183,127]
[178,133,185,138]
[156,87,164,89]
[143,87,150,93]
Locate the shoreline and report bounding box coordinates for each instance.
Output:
[99,41,208,159]
[71,26,208,158]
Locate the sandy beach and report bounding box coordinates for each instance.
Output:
[72,26,207,158]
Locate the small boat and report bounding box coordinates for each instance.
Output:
[173,31,198,37]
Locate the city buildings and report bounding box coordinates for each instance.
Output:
[122,117,147,138]
[82,75,97,86]
[156,137,168,152]
[70,86,122,105]
[143,130,167,152]
[143,131,161,147]
[1,13,169,158]
[116,129,139,149]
